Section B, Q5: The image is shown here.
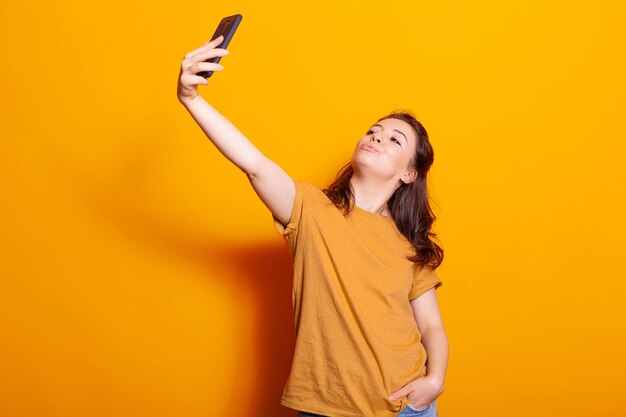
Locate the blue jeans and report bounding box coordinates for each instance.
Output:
[397,401,438,417]
[298,400,438,417]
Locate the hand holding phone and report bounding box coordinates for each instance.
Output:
[177,14,242,105]
[177,36,226,103]
[197,14,242,78]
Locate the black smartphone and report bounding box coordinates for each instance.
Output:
[198,14,242,78]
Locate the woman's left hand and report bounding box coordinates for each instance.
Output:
[388,375,444,409]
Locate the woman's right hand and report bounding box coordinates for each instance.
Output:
[177,35,230,106]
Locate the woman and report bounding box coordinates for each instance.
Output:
[177,35,448,417]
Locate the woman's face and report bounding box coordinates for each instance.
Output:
[351,118,418,183]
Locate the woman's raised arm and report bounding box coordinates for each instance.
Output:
[177,36,296,226]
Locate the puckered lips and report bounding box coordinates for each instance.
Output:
[361,143,380,153]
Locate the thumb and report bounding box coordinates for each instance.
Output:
[388,387,409,401]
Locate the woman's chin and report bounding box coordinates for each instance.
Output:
[352,164,389,179]
[352,153,378,167]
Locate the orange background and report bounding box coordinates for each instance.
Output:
[1,1,625,416]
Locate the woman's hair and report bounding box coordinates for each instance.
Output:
[323,110,444,269]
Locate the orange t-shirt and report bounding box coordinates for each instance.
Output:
[273,180,443,417]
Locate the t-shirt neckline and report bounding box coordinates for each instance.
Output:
[352,204,395,222]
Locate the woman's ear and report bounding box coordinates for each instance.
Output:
[401,170,418,184]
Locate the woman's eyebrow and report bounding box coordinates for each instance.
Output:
[372,124,408,144]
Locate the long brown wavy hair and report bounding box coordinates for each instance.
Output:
[322,110,444,269]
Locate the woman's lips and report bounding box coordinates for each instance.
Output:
[362,144,380,153]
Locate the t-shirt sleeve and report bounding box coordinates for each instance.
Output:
[409,265,443,301]
[272,180,306,253]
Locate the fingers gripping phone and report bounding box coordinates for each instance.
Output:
[198,14,242,78]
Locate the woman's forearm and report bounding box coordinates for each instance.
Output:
[421,325,449,389]
[182,95,265,176]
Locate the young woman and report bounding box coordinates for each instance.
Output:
[177,35,449,417]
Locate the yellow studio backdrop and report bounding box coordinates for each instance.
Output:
[1,1,625,416]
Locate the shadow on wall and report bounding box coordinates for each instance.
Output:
[106,203,300,416]
[44,127,300,416]
[86,189,299,416]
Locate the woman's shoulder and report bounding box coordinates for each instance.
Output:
[292,180,346,218]
[294,180,330,200]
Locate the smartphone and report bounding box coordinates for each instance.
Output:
[198,14,242,78]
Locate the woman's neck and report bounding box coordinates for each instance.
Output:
[349,174,395,216]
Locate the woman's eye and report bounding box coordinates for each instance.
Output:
[366,130,401,145]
